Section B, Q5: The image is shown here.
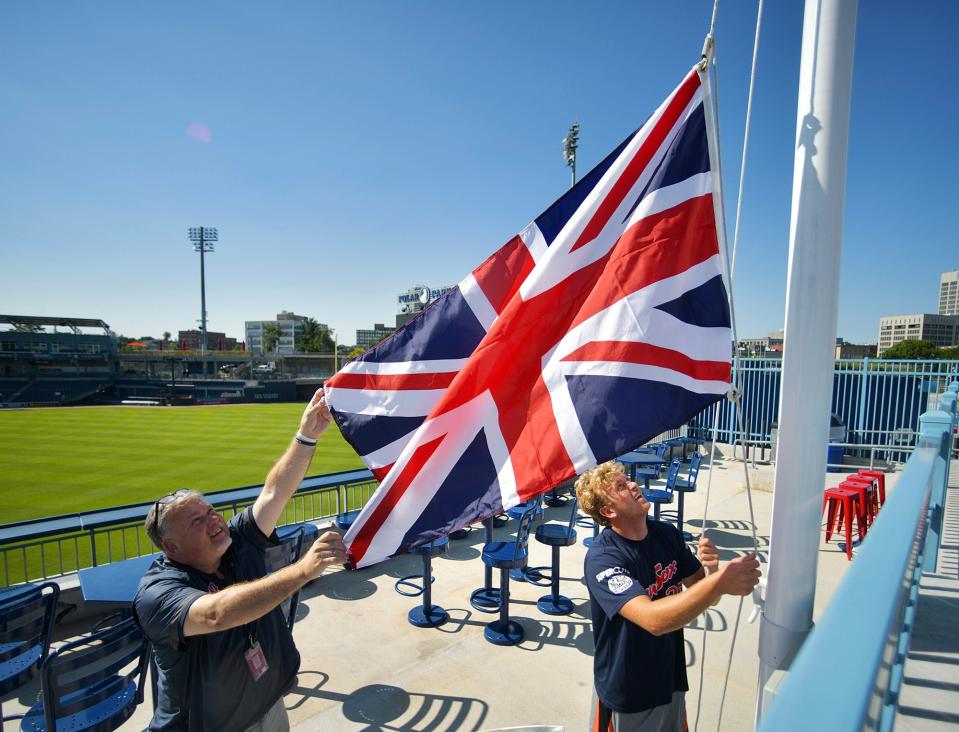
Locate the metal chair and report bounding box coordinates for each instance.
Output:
[394,537,450,628]
[470,516,503,613]
[634,443,668,484]
[481,505,537,645]
[267,524,316,631]
[672,453,703,540]
[18,616,150,732]
[532,497,580,615]
[0,583,59,724]
[643,459,680,520]
[507,495,544,581]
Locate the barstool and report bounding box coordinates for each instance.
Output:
[335,509,360,532]
[507,496,544,581]
[533,498,579,615]
[394,537,449,628]
[856,469,886,510]
[822,486,865,560]
[470,516,502,613]
[482,505,536,645]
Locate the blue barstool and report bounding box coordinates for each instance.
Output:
[482,505,536,645]
[533,498,579,615]
[673,453,703,540]
[470,516,502,613]
[507,496,544,581]
[394,537,449,628]
[643,459,680,520]
[335,509,360,532]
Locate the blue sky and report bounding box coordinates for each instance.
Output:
[1,2,955,346]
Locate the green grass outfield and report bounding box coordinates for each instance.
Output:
[0,404,365,525]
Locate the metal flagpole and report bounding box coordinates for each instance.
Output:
[755,0,858,722]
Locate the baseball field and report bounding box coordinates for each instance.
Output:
[0,403,365,525]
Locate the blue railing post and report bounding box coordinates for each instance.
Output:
[919,407,951,573]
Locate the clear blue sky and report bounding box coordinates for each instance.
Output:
[2,2,955,346]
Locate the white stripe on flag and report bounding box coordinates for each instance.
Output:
[458,273,499,332]
[338,358,467,375]
[324,386,443,417]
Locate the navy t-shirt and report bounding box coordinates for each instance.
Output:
[584,520,702,713]
[133,507,300,731]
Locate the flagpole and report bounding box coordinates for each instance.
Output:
[756,0,858,722]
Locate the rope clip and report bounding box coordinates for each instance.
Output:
[726,386,741,402]
[747,576,766,624]
[698,34,714,71]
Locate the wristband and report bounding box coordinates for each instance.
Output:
[295,432,317,447]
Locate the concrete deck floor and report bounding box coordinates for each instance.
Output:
[2,450,922,731]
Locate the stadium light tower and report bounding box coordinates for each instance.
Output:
[562,122,580,187]
[188,227,218,353]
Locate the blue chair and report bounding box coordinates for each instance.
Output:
[394,537,450,628]
[481,505,537,645]
[682,435,705,461]
[673,453,703,540]
[19,616,150,732]
[335,509,361,532]
[269,524,317,631]
[0,583,59,725]
[643,459,680,520]
[507,496,544,581]
[634,443,668,484]
[533,498,579,615]
[470,516,502,613]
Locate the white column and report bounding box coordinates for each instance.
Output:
[756,0,858,721]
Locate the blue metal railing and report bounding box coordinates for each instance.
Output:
[689,358,959,460]
[0,468,375,587]
[758,381,958,731]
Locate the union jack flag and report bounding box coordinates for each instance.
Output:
[326,66,732,568]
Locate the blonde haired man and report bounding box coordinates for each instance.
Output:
[577,461,760,731]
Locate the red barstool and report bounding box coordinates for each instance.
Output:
[842,476,877,525]
[822,486,865,560]
[857,470,886,509]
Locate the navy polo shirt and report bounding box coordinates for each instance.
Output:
[133,507,300,731]
[584,520,702,713]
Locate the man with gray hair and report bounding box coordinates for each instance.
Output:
[134,390,346,732]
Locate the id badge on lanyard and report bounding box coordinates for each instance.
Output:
[244,625,269,682]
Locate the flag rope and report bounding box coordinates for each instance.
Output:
[692,1,766,729]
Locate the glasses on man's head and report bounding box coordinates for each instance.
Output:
[148,489,192,538]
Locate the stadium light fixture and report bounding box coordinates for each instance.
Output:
[188,227,218,355]
[562,122,580,187]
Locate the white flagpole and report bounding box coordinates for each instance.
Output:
[756,0,858,722]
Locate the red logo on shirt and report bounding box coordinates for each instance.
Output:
[645,561,679,599]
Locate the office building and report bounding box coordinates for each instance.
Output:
[940,270,959,316]
[356,323,396,351]
[396,284,454,328]
[245,311,327,354]
[877,313,959,356]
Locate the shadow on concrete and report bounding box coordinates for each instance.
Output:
[687,518,757,532]
[687,608,728,633]
[287,673,490,731]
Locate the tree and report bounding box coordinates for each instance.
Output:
[162,331,171,351]
[262,323,282,353]
[298,318,335,353]
[882,340,940,359]
[940,346,959,360]
[348,346,366,359]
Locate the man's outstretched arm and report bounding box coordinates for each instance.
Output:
[619,552,760,637]
[184,531,345,636]
[252,389,333,537]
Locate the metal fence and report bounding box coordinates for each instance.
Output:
[688,358,959,462]
[758,381,957,731]
[0,469,376,587]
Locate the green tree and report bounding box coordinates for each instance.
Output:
[882,339,940,359]
[299,318,335,353]
[262,323,282,353]
[162,331,171,351]
[348,346,365,359]
[940,346,959,359]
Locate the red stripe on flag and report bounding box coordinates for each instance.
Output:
[570,70,700,253]
[348,435,445,566]
[562,341,731,382]
[471,234,537,314]
[371,465,393,483]
[331,372,457,391]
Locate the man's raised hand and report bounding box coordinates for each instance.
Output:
[299,531,347,581]
[299,389,333,441]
